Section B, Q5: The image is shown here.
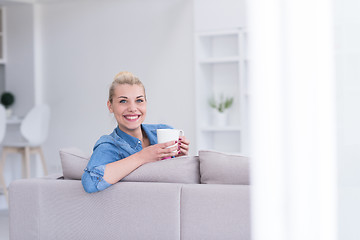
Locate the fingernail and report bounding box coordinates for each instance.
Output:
[178,151,181,154]
[175,141,177,143]
[179,138,182,140]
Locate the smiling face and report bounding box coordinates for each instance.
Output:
[107,84,147,136]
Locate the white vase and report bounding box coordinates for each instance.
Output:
[212,110,228,127]
[6,108,12,118]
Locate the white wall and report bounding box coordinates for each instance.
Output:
[333,0,360,239]
[5,3,35,116]
[194,0,246,31]
[0,3,37,208]
[38,0,194,172]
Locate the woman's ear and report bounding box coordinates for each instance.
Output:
[107,100,114,113]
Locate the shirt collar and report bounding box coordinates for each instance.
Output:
[115,126,142,149]
[142,125,158,145]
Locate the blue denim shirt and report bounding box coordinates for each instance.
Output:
[82,124,172,193]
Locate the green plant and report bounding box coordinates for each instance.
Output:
[209,94,234,113]
[1,92,15,109]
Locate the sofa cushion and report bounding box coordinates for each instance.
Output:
[59,148,200,183]
[199,150,249,185]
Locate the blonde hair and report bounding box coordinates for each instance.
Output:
[108,71,146,103]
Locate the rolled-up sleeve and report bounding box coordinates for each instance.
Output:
[82,165,112,193]
[81,137,124,193]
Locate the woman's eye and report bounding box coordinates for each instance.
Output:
[136,99,144,103]
[120,100,127,103]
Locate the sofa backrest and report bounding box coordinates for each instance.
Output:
[59,148,250,186]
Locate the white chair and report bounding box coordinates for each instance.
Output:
[0,104,7,203]
[2,104,50,184]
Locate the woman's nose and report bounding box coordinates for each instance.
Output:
[127,102,137,112]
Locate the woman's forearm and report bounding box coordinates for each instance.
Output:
[102,141,178,184]
[103,152,145,184]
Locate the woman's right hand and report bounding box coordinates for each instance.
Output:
[136,140,178,164]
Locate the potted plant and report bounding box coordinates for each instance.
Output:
[209,94,234,126]
[1,91,15,117]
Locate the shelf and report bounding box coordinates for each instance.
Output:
[199,56,239,64]
[6,116,22,124]
[201,126,241,132]
[197,29,241,37]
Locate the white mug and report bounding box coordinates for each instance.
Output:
[157,129,184,151]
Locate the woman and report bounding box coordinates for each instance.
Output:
[82,71,190,193]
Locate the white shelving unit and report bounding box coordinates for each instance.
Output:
[0,7,5,63]
[195,28,248,155]
[0,6,6,93]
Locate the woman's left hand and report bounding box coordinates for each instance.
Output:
[177,136,190,156]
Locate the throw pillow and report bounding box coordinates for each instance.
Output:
[199,150,249,185]
[59,148,90,180]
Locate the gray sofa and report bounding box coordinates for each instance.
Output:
[9,149,251,240]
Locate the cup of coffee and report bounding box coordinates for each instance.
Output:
[157,129,184,152]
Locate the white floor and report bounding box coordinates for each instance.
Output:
[0,208,9,240]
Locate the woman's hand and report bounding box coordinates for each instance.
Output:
[137,140,178,164]
[177,136,190,156]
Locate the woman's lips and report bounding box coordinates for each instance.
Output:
[123,115,141,121]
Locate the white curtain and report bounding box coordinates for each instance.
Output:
[248,0,337,239]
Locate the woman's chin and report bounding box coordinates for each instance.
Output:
[119,121,142,131]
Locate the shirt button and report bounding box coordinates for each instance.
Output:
[138,140,141,143]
